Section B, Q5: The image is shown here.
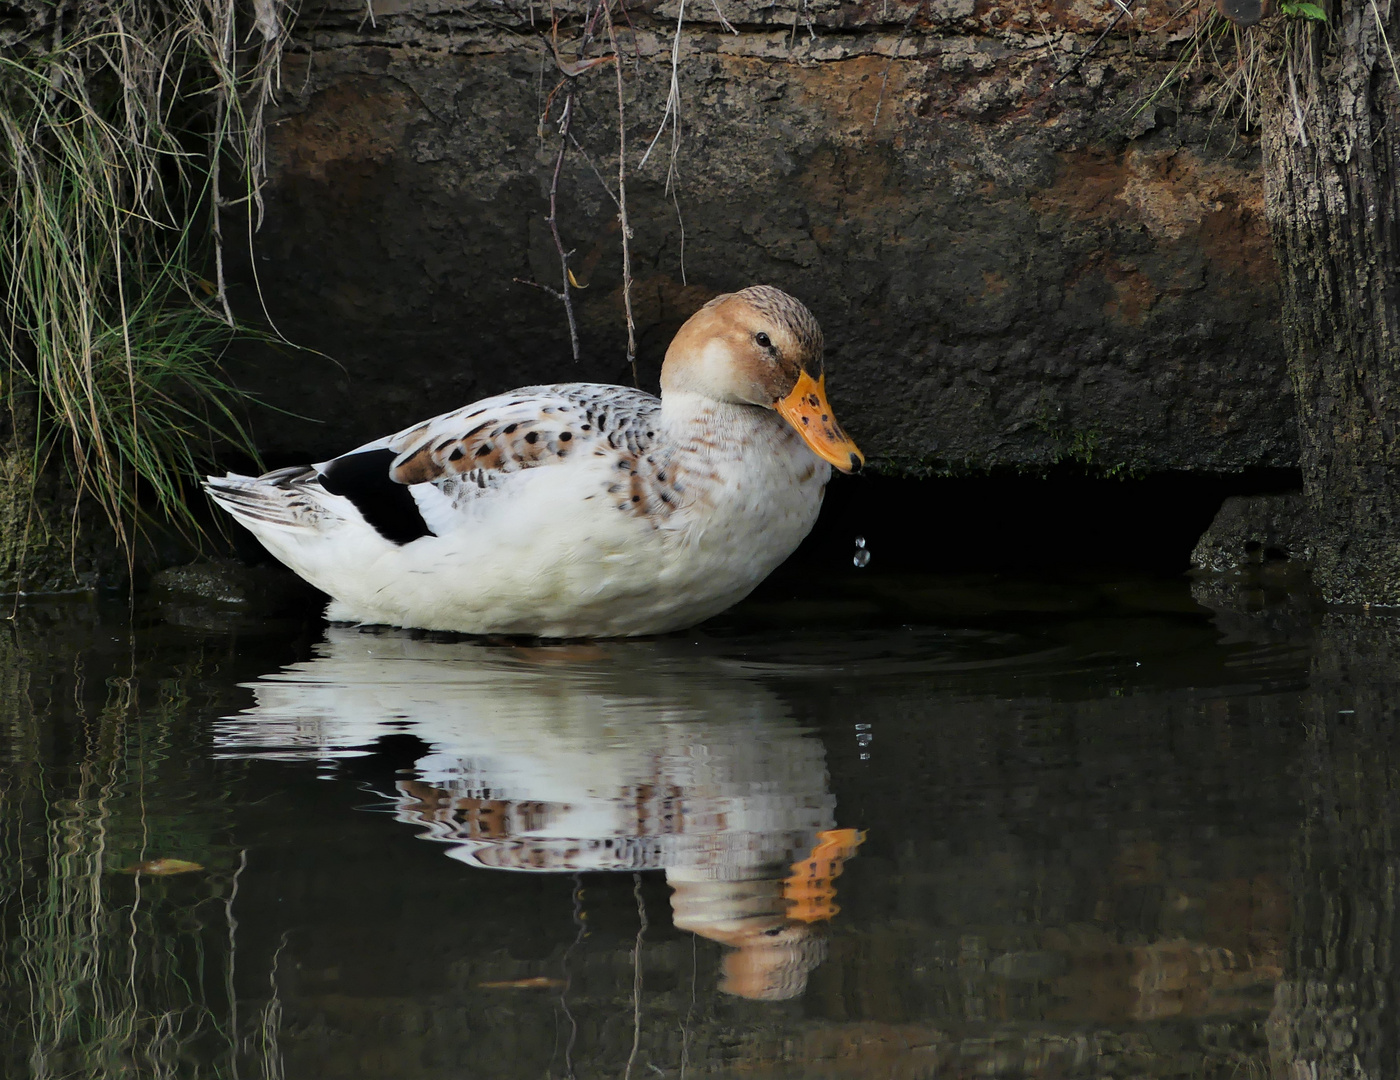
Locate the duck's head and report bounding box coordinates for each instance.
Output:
[660,285,865,474]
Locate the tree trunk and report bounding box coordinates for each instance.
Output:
[1263,1,1400,605]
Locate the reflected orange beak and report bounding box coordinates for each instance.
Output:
[774,371,865,474]
[782,827,866,924]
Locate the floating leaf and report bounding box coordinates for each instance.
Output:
[478,977,566,990]
[125,858,205,876]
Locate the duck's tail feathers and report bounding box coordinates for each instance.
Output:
[204,468,335,532]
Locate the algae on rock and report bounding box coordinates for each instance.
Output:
[0,441,120,594]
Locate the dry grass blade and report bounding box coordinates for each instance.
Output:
[1372,0,1400,92]
[0,2,299,576]
[1129,5,1280,132]
[637,0,690,282]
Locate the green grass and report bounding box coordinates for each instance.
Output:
[0,3,294,571]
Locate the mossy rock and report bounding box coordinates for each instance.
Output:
[150,559,317,612]
[0,447,122,594]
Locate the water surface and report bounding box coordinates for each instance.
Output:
[2,570,1397,1078]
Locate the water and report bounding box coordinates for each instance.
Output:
[853,536,870,569]
[2,570,1398,1078]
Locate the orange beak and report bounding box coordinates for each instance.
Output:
[775,371,865,474]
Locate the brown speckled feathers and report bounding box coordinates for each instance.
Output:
[386,384,660,490]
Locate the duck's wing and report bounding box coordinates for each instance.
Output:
[315,384,662,543]
[382,383,660,484]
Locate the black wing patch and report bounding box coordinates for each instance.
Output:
[319,448,433,545]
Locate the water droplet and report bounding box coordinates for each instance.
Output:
[853,548,871,569]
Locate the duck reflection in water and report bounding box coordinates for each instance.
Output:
[218,627,863,1001]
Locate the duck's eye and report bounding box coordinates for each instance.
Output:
[755,332,773,350]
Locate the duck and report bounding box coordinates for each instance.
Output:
[205,285,864,637]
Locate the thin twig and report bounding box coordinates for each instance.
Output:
[638,0,689,281]
[536,55,547,150]
[623,873,646,1080]
[604,1,637,385]
[533,0,623,360]
[1051,0,1136,89]
[672,189,687,285]
[788,0,817,47]
[560,872,585,1080]
[1027,0,1060,65]
[567,131,621,208]
[514,276,568,300]
[547,88,581,360]
[1286,49,1309,148]
[210,5,236,326]
[639,0,685,172]
[549,15,616,77]
[711,0,738,33]
[1372,0,1400,94]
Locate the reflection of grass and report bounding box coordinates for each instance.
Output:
[0,621,282,1078]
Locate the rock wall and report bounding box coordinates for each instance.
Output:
[0,398,120,593]
[228,0,1293,474]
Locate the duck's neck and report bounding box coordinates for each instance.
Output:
[659,390,774,451]
[660,390,767,426]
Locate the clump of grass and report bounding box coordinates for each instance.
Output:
[1130,0,1327,132]
[0,2,296,574]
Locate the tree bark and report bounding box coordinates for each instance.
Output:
[1263,0,1400,605]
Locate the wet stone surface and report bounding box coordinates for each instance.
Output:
[3,569,1398,1077]
[1190,491,1313,572]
